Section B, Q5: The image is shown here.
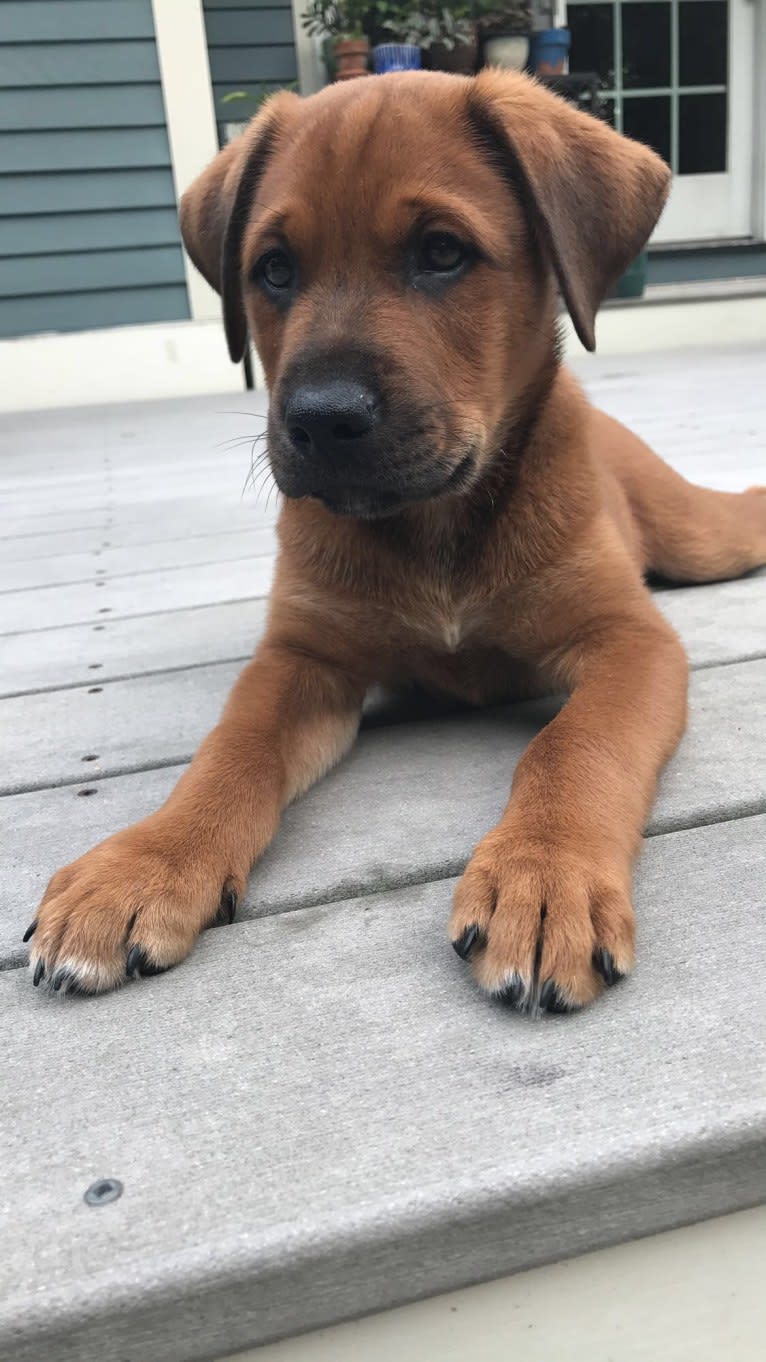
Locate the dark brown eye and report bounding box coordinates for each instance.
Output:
[418,232,466,273]
[258,249,294,291]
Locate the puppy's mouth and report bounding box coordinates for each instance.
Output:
[268,350,482,518]
[309,453,476,520]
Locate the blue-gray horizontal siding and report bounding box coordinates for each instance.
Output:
[0,207,182,255]
[0,0,189,338]
[0,85,167,130]
[205,9,295,44]
[0,41,164,86]
[0,128,174,172]
[0,1,155,42]
[209,46,297,82]
[0,286,190,338]
[2,169,178,215]
[649,244,766,286]
[0,245,185,297]
[206,0,291,7]
[202,0,298,138]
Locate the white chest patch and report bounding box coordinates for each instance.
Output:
[397,593,474,653]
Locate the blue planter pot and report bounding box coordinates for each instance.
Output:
[528,28,570,75]
[373,44,421,73]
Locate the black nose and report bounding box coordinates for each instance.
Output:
[284,380,377,460]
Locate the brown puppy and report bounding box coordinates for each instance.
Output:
[27,72,766,1011]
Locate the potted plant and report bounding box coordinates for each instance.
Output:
[302,0,371,80]
[425,5,479,73]
[384,4,477,74]
[367,1,420,70]
[528,25,570,75]
[476,1,531,72]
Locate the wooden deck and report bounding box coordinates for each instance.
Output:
[1,344,765,1362]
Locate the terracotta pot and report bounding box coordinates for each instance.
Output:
[426,31,479,75]
[334,37,370,80]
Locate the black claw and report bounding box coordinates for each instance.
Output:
[452,924,483,961]
[498,975,525,1009]
[52,968,73,994]
[593,948,624,988]
[22,920,37,944]
[33,960,45,987]
[539,979,571,1015]
[126,945,169,979]
[142,960,170,977]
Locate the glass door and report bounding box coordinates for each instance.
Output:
[567,0,755,242]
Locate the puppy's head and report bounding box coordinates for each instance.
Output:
[181,72,669,518]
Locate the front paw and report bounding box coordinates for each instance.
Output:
[25,821,239,997]
[449,829,635,1014]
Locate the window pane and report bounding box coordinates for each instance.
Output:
[622,2,671,89]
[679,1,728,87]
[568,4,615,88]
[623,95,671,164]
[679,92,727,173]
[599,96,618,129]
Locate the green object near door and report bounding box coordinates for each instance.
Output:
[613,250,649,299]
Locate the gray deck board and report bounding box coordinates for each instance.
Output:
[1,526,277,592]
[1,501,271,542]
[0,344,765,1362]
[2,653,765,801]
[1,660,764,968]
[1,814,764,1362]
[0,519,272,562]
[0,599,270,697]
[0,571,762,698]
[0,556,275,633]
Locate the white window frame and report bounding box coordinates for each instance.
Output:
[564,0,763,244]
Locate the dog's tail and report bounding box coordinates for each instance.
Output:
[593,408,766,584]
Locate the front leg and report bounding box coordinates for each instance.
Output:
[28,638,364,995]
[450,608,689,1013]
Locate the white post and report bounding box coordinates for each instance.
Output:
[151,0,222,322]
[291,0,325,94]
[752,0,766,240]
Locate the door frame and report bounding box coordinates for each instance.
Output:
[655,0,755,243]
[564,0,761,245]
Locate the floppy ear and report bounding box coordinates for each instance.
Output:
[179,95,296,363]
[470,70,671,351]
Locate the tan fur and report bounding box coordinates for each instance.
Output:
[28,72,766,1009]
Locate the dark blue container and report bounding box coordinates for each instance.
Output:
[528,28,570,75]
[373,43,422,73]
